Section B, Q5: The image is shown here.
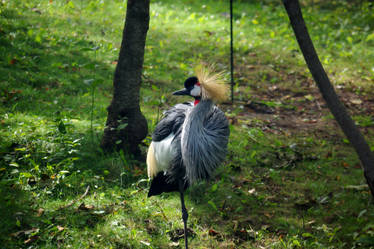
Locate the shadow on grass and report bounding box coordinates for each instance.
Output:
[185,159,374,247]
[0,6,114,117]
[0,128,146,246]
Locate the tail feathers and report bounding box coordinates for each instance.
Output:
[147,142,157,178]
[148,172,188,197]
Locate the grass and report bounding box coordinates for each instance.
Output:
[1,0,374,248]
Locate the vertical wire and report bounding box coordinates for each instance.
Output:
[230,0,234,103]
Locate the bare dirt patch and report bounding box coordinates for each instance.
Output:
[224,65,374,138]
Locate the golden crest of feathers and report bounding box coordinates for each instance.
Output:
[195,64,229,103]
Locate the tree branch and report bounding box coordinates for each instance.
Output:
[282,0,374,198]
[58,185,90,210]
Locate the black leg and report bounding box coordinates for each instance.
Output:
[179,180,188,249]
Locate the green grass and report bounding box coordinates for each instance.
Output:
[1,0,374,248]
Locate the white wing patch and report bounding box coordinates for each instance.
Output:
[147,133,176,178]
[147,143,157,178]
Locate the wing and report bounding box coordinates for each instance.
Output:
[147,102,193,196]
[152,102,193,142]
[147,102,192,178]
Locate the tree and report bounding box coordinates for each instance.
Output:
[282,0,374,198]
[101,0,150,156]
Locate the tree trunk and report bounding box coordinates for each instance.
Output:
[282,0,374,198]
[101,0,150,156]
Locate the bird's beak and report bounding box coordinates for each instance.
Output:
[172,88,190,96]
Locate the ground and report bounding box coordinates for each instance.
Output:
[1,0,374,248]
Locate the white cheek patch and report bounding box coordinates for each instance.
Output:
[190,85,201,97]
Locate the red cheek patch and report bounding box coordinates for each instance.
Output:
[194,99,200,106]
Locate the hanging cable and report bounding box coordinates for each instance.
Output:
[230,0,234,103]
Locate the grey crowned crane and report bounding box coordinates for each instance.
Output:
[146,66,230,249]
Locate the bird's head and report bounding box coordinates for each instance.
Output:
[173,65,228,105]
[173,77,201,103]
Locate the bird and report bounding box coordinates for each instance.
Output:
[146,65,230,249]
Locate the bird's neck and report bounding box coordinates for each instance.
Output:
[189,99,213,123]
[193,97,201,106]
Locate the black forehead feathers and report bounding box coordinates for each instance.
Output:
[184,76,198,89]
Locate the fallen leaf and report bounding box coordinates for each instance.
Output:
[36,208,44,217]
[281,94,291,100]
[93,210,106,214]
[144,219,157,234]
[31,8,42,14]
[11,231,23,237]
[208,229,219,236]
[24,228,39,235]
[140,241,150,246]
[10,58,18,65]
[345,185,369,191]
[350,99,362,105]
[11,228,38,238]
[305,94,314,101]
[261,224,270,230]
[24,235,39,244]
[203,30,214,36]
[269,85,278,91]
[264,212,273,218]
[78,202,94,211]
[354,163,361,169]
[228,117,238,125]
[325,214,338,224]
[169,241,179,247]
[306,220,316,225]
[248,188,256,194]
